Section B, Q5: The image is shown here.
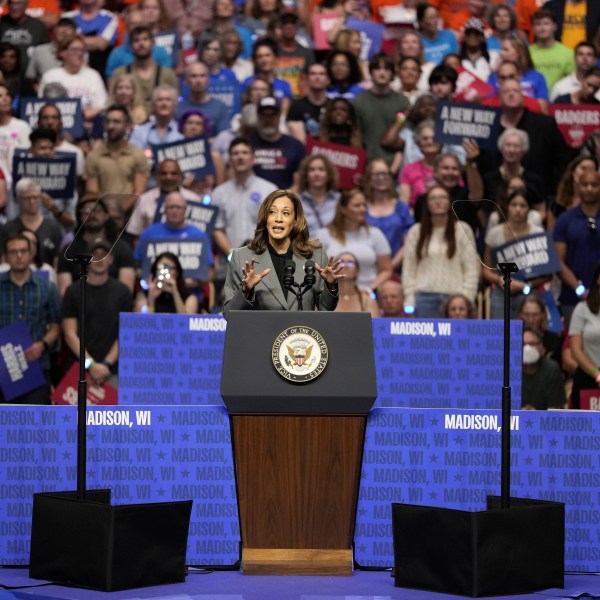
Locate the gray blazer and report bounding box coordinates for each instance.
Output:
[222,244,338,319]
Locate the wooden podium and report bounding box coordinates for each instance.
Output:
[221,311,377,576]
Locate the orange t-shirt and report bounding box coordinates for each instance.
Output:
[0,0,60,19]
[515,0,548,41]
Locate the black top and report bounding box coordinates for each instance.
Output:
[268,243,294,299]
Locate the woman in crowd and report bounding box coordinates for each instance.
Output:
[402,185,479,317]
[0,42,34,106]
[482,188,547,319]
[440,293,476,319]
[39,34,108,125]
[569,261,600,409]
[177,109,225,195]
[136,252,199,314]
[548,154,599,232]
[319,96,363,148]
[364,158,414,271]
[297,154,340,235]
[330,28,368,81]
[398,118,443,209]
[459,17,492,82]
[518,294,563,366]
[221,28,253,83]
[395,56,423,105]
[104,73,148,130]
[324,50,365,99]
[335,252,380,316]
[223,189,343,317]
[242,0,284,39]
[482,128,544,215]
[486,174,543,232]
[317,187,392,291]
[485,3,519,68]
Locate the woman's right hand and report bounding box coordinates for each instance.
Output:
[241,258,271,296]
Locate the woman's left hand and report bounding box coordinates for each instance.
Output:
[315,257,345,287]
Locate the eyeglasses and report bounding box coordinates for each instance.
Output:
[371,172,390,178]
[339,261,356,267]
[588,217,597,234]
[498,73,518,81]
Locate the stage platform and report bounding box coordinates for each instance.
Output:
[1,568,600,600]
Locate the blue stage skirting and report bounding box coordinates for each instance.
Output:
[1,405,599,572]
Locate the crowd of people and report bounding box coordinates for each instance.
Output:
[1,0,600,409]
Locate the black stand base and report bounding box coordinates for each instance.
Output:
[392,496,564,598]
[29,490,193,591]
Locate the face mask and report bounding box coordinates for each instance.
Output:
[522,344,541,365]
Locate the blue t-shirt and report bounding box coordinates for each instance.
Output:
[175,96,231,137]
[241,75,292,101]
[366,200,415,256]
[422,30,459,65]
[489,68,549,100]
[105,37,172,79]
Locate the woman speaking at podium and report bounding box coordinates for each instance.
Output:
[222,190,344,318]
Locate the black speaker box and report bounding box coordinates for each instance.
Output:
[29,490,193,591]
[392,496,564,597]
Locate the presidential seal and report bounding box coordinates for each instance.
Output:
[272,325,328,383]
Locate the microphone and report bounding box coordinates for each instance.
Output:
[303,260,316,287]
[283,260,296,289]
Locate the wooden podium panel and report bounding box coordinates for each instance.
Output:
[232,415,366,575]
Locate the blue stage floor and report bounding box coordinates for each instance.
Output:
[1,568,600,600]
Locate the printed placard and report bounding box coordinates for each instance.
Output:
[434,100,501,150]
[12,153,76,199]
[0,321,45,401]
[20,97,83,139]
[306,138,367,189]
[153,136,215,179]
[548,104,600,148]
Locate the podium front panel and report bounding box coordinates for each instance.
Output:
[221,311,377,415]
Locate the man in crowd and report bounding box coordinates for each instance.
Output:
[62,238,133,388]
[377,280,406,318]
[521,327,566,410]
[529,9,575,93]
[110,25,179,114]
[127,159,201,244]
[554,170,600,324]
[286,62,330,144]
[85,105,150,213]
[0,232,60,404]
[250,96,305,189]
[176,62,230,138]
[551,41,598,100]
[57,195,136,296]
[353,52,410,164]
[129,85,183,149]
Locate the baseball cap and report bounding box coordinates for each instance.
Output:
[464,17,485,33]
[257,96,281,113]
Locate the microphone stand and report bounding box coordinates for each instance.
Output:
[497,261,518,509]
[285,280,314,312]
[73,254,92,500]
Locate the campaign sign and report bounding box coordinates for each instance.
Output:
[346,16,384,60]
[51,362,118,406]
[20,97,83,139]
[138,237,212,282]
[493,232,561,281]
[434,100,501,150]
[580,390,600,411]
[454,65,495,103]
[548,104,600,148]
[153,198,219,237]
[118,314,226,406]
[12,153,76,199]
[306,138,367,189]
[0,321,45,402]
[312,13,343,50]
[153,136,215,180]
